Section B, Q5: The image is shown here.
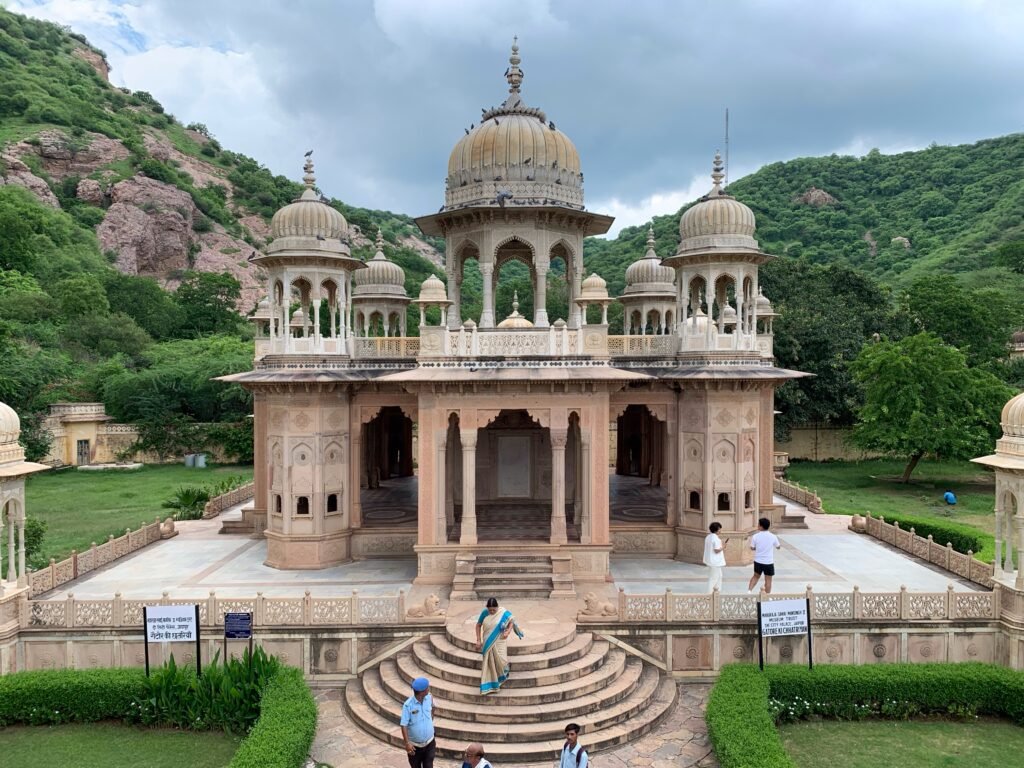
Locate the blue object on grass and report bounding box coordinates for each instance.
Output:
[943,491,957,505]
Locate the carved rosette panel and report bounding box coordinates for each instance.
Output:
[624,596,664,621]
[908,594,946,619]
[673,595,713,621]
[861,593,899,619]
[264,599,304,625]
[312,599,352,625]
[29,602,66,627]
[719,595,757,621]
[955,593,995,619]
[29,570,52,597]
[123,602,146,626]
[911,536,929,559]
[812,593,853,620]
[358,597,399,624]
[113,537,129,559]
[74,601,114,627]
[77,550,95,574]
[54,560,75,586]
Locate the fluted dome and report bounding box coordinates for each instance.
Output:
[1003,392,1024,438]
[444,40,584,210]
[677,153,758,254]
[580,273,609,301]
[252,297,272,320]
[354,229,407,297]
[497,291,534,328]
[755,288,777,317]
[0,401,20,445]
[270,157,348,241]
[624,227,675,293]
[418,274,449,304]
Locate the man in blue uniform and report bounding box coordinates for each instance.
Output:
[400,676,435,767]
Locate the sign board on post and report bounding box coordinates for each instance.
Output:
[143,604,201,678]
[756,597,812,670]
[223,611,254,663]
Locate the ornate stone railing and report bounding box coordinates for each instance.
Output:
[607,335,678,357]
[28,519,165,598]
[773,477,822,513]
[598,585,999,623]
[863,513,995,588]
[353,337,420,358]
[22,589,431,629]
[202,482,255,519]
[49,403,107,417]
[447,327,580,357]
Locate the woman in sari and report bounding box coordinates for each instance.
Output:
[475,597,524,695]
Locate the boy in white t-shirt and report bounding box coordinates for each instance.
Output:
[703,522,727,592]
[747,517,781,594]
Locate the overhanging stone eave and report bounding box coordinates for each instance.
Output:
[631,364,810,381]
[415,207,614,238]
[375,364,652,383]
[661,248,774,269]
[972,454,1024,471]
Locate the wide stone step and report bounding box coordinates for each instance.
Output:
[385,647,629,706]
[344,674,678,761]
[410,638,608,689]
[428,631,595,671]
[474,562,553,574]
[445,622,576,656]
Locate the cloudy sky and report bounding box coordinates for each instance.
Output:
[9,0,1024,235]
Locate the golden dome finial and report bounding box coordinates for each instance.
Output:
[506,36,523,96]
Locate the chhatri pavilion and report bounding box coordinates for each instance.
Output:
[223,42,805,595]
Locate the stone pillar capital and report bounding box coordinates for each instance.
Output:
[550,429,568,449]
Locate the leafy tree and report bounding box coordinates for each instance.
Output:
[995,240,1024,273]
[102,271,184,340]
[61,311,151,359]
[173,271,243,337]
[51,274,109,318]
[849,333,1012,482]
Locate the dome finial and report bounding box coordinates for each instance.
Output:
[303,152,316,189]
[372,227,386,260]
[506,36,523,96]
[710,150,725,195]
[646,224,657,257]
[512,289,520,312]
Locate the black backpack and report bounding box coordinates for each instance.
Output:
[563,742,588,766]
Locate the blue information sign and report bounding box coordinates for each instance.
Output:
[224,612,253,640]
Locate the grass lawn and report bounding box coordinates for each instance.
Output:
[787,459,996,558]
[14,464,252,563]
[0,722,242,768]
[781,719,1024,767]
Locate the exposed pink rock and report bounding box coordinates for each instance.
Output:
[862,230,878,258]
[71,45,109,81]
[141,130,229,193]
[399,234,442,268]
[794,186,837,207]
[76,178,104,205]
[891,236,911,250]
[21,130,129,180]
[0,147,60,207]
[239,214,271,242]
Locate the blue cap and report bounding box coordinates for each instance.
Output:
[412,677,430,692]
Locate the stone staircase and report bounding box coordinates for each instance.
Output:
[344,622,676,763]
[450,553,576,600]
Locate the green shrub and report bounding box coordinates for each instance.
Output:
[0,667,148,726]
[228,666,317,768]
[161,485,211,520]
[873,512,986,557]
[707,663,1024,768]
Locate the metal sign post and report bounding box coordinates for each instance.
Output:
[224,611,254,665]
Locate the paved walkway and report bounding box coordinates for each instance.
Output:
[311,682,717,768]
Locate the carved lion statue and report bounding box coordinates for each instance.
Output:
[582,591,617,617]
[406,594,446,618]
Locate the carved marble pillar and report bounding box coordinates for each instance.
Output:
[460,430,478,545]
[480,264,494,329]
[312,298,322,349]
[18,516,26,586]
[581,429,592,544]
[550,429,568,545]
[1005,511,1015,574]
[534,266,549,328]
[995,502,1004,576]
[351,429,363,528]
[435,432,447,544]
[1016,516,1024,590]
[6,515,14,582]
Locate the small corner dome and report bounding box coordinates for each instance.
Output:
[580,273,609,301]
[354,230,407,294]
[0,401,20,445]
[252,297,272,320]
[418,274,449,303]
[497,291,534,328]
[1002,391,1024,438]
[755,289,777,316]
[677,152,757,252]
[270,157,348,241]
[625,227,675,288]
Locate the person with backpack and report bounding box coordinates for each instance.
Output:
[559,722,588,767]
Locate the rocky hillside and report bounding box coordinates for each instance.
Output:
[0,9,442,311]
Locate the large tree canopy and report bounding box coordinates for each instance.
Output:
[849,332,1012,482]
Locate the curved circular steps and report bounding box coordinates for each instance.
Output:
[344,623,677,763]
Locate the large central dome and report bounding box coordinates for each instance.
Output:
[444,40,584,211]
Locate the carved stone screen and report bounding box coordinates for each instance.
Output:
[498,435,531,497]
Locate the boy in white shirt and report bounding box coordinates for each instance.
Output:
[703,522,726,592]
[747,517,781,594]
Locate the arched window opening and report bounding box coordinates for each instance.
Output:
[327,494,339,513]
[689,490,701,510]
[717,492,731,511]
[296,496,310,515]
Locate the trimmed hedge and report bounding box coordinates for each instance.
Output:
[874,512,988,559]
[0,667,148,725]
[228,666,317,768]
[0,662,317,768]
[708,663,1024,768]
